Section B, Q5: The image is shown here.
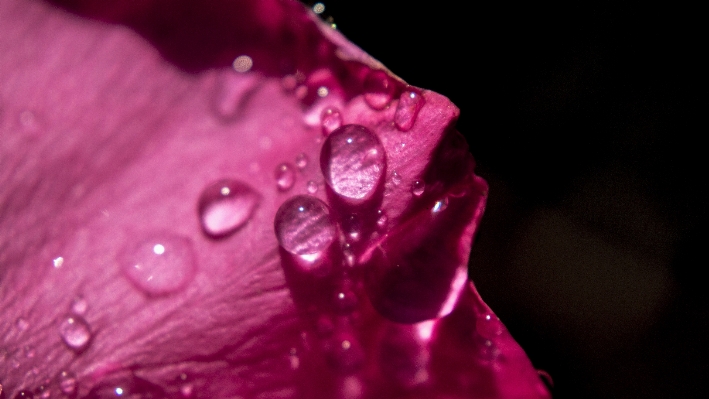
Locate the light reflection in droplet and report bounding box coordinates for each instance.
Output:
[53,257,64,268]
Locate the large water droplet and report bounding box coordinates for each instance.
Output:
[58,315,91,352]
[198,179,260,238]
[320,107,342,135]
[394,90,425,131]
[363,70,395,110]
[275,163,296,192]
[85,375,165,399]
[320,125,387,203]
[275,196,336,256]
[57,371,77,395]
[120,235,197,296]
[411,180,425,196]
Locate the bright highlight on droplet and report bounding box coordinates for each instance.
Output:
[115,387,124,395]
[53,256,64,268]
[313,3,325,14]
[232,55,253,73]
[153,244,165,255]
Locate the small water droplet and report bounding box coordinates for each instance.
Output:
[411,180,425,196]
[16,318,29,331]
[275,163,296,192]
[12,390,33,399]
[363,70,395,110]
[394,90,424,131]
[198,179,260,238]
[52,256,64,268]
[306,180,319,194]
[58,315,91,352]
[431,197,449,213]
[295,153,309,169]
[275,196,336,256]
[476,313,504,339]
[57,371,77,395]
[391,171,402,186]
[320,125,387,203]
[320,107,342,136]
[326,334,364,374]
[85,375,165,399]
[71,296,88,315]
[120,234,197,296]
[232,55,253,73]
[376,210,388,229]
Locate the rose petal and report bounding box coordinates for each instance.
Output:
[0,0,549,398]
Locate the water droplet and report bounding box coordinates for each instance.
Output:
[275,195,336,256]
[376,210,388,229]
[198,179,260,238]
[476,313,504,339]
[306,180,319,194]
[71,296,88,315]
[85,375,165,399]
[58,315,91,352]
[363,70,395,110]
[320,125,387,203]
[275,163,296,192]
[411,180,425,196]
[57,371,77,395]
[16,318,29,331]
[320,107,342,136]
[232,55,253,73]
[12,390,33,399]
[394,90,424,131]
[52,256,64,268]
[431,197,449,214]
[120,234,197,296]
[391,171,402,186]
[295,153,309,169]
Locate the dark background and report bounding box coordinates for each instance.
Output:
[307,1,705,398]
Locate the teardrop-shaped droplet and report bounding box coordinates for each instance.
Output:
[198,179,261,238]
[275,196,336,256]
[394,90,425,131]
[320,125,387,203]
[307,180,319,194]
[275,163,296,192]
[295,153,309,170]
[57,371,77,395]
[120,234,197,296]
[58,315,91,352]
[431,197,449,214]
[363,70,395,110]
[85,375,166,399]
[320,107,342,135]
[411,180,425,197]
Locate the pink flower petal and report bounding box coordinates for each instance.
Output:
[0,0,550,398]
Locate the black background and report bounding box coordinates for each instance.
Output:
[308,1,705,398]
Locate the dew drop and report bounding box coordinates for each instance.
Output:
[363,70,395,110]
[394,90,425,131]
[71,296,88,315]
[213,72,260,121]
[57,371,77,395]
[198,179,260,238]
[295,153,309,169]
[320,125,387,203]
[391,171,402,186]
[411,180,425,196]
[85,375,165,399]
[306,180,319,194]
[58,315,91,352]
[120,234,197,296]
[476,313,504,340]
[12,390,33,399]
[275,163,296,192]
[320,107,342,136]
[431,197,449,214]
[275,195,336,256]
[16,318,29,331]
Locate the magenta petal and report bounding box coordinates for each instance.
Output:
[0,0,550,398]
